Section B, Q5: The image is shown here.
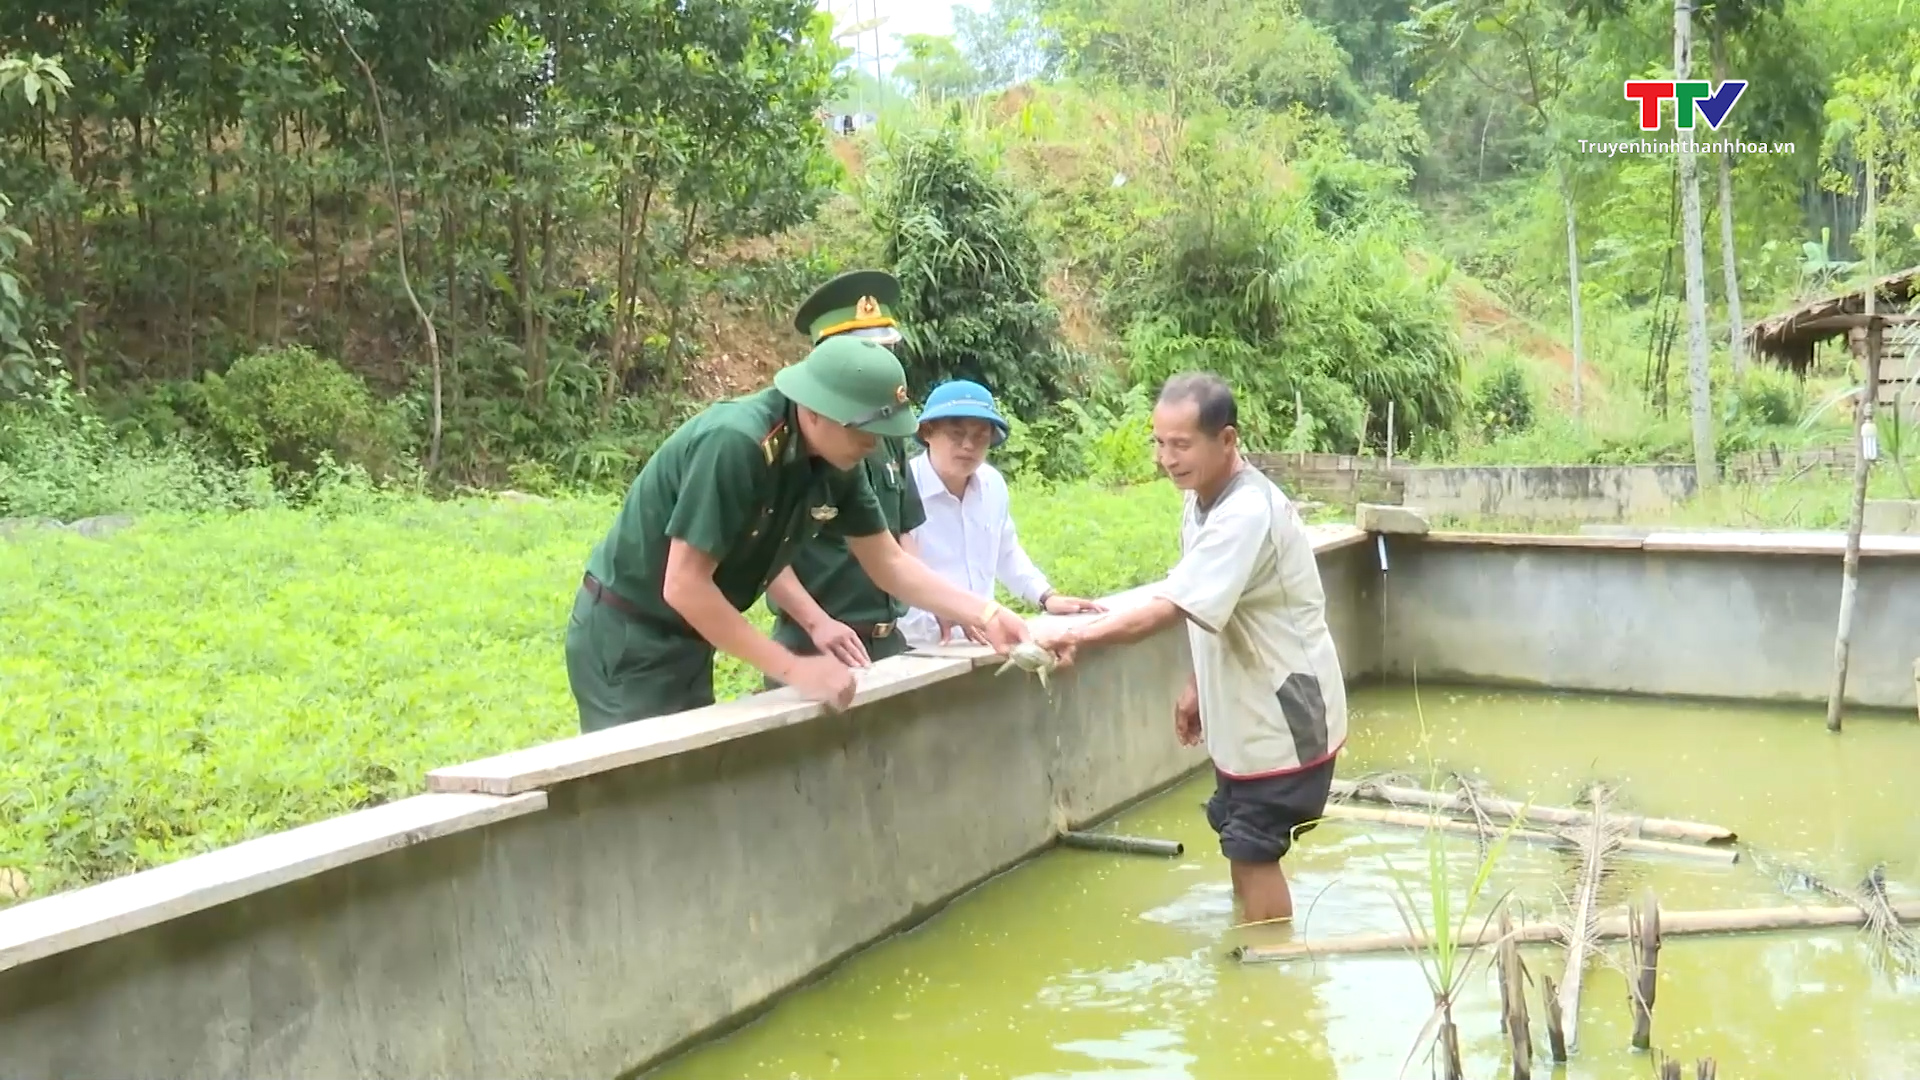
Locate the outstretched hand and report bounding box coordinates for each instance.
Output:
[1032,627,1080,670]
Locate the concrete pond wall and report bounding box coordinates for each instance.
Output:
[1247,448,1857,522]
[3,527,1918,1079]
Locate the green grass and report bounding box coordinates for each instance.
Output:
[0,479,1184,904]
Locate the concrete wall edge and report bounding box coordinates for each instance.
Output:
[0,790,547,974]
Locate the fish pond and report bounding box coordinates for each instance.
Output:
[645,684,1920,1080]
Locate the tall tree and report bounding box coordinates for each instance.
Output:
[1675,0,1716,485]
[1698,0,1783,376]
[1407,0,1589,418]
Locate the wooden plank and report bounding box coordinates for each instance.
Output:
[0,791,547,973]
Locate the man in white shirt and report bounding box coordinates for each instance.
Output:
[898,379,1104,647]
[1033,372,1345,925]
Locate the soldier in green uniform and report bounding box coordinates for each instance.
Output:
[565,332,1033,734]
[763,271,925,677]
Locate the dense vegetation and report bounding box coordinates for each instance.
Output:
[0,478,1180,899]
[4,0,1917,517]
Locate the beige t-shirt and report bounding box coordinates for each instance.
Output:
[1152,467,1347,778]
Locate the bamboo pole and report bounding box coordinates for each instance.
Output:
[1059,832,1183,858]
[1232,900,1920,963]
[1330,779,1736,844]
[1829,126,1882,734]
[1320,804,1737,864]
[1828,315,1882,733]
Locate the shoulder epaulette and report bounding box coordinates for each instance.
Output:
[761,420,787,466]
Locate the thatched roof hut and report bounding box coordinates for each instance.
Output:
[1745,267,1920,373]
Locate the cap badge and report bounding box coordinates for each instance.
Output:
[894,384,909,403]
[856,295,879,318]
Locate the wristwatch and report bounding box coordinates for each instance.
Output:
[1038,589,1055,608]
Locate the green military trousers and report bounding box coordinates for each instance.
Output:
[565,586,716,733]
[762,615,910,690]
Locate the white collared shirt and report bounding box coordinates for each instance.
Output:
[899,452,1052,647]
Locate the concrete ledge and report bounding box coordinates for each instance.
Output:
[1424,529,1920,557]
[1641,530,1920,557]
[0,791,546,973]
[1425,531,1647,549]
[427,654,975,796]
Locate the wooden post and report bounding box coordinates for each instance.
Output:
[1827,316,1883,733]
[1542,972,1566,1062]
[1696,1059,1718,1080]
[1629,888,1662,1050]
[1386,401,1395,471]
[1498,906,1532,1079]
[1659,1058,1682,1080]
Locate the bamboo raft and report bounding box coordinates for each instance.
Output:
[1232,900,1920,963]
[1320,804,1738,864]
[1329,779,1737,845]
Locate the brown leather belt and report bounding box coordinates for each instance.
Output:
[588,572,893,640]
[581,572,642,619]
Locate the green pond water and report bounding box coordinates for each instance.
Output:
[648,684,1920,1080]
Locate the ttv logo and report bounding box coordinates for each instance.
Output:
[1624,80,1747,131]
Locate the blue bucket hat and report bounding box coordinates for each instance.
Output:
[916,379,1008,446]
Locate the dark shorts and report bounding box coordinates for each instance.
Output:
[1205,754,1337,864]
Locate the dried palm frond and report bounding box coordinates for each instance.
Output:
[1747,846,1852,904]
[1451,771,1500,858]
[1548,782,1627,1057]
[1856,862,1920,978]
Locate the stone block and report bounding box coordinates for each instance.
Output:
[1863,500,1920,535]
[1358,502,1430,535]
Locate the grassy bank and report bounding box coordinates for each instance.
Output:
[0,480,1183,904]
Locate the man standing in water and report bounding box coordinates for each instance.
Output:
[564,333,1033,734]
[762,271,929,677]
[1033,372,1345,925]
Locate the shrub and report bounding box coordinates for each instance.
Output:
[866,120,1069,419]
[0,372,276,520]
[196,345,412,481]
[1471,356,1535,439]
[1727,366,1805,428]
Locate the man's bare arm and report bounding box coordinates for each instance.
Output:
[1058,596,1183,649]
[848,531,1000,624]
[663,539,803,680]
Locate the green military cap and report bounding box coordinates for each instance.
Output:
[774,335,919,438]
[793,269,903,346]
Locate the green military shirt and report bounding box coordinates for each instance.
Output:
[584,388,890,631]
[767,436,927,627]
